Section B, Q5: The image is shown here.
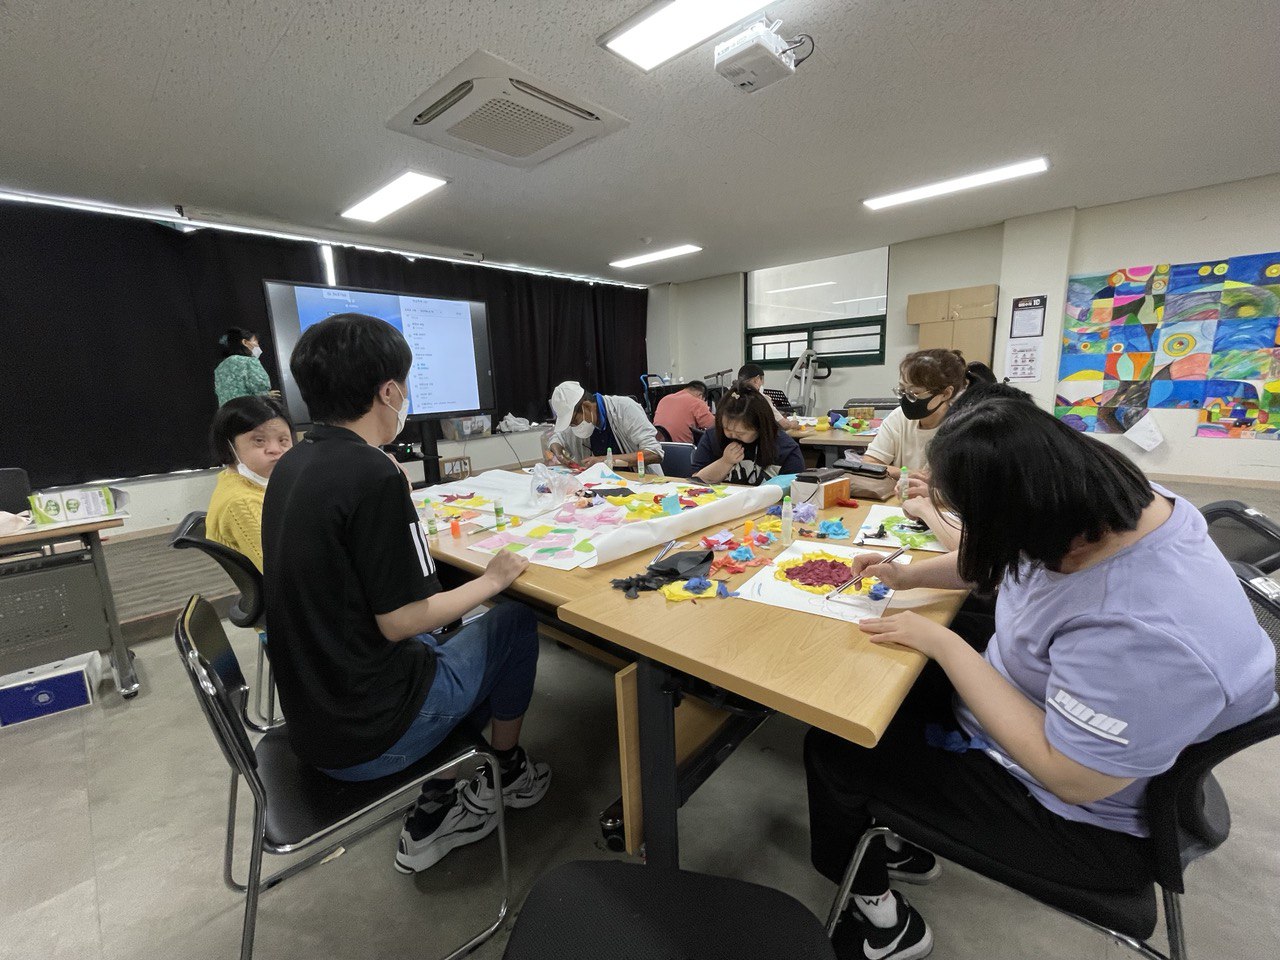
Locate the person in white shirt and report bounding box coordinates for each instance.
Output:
[738,363,801,430]
[864,349,995,547]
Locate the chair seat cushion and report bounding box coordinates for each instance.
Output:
[502,860,836,960]
[255,724,486,849]
[868,801,1157,939]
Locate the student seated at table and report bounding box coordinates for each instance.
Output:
[263,313,551,875]
[805,395,1276,960]
[205,395,293,570]
[738,362,801,430]
[548,380,664,470]
[653,380,715,444]
[690,382,805,485]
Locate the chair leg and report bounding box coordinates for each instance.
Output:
[1163,889,1189,960]
[254,640,267,724]
[239,804,267,960]
[265,658,277,726]
[825,825,895,936]
[439,752,511,960]
[224,771,245,893]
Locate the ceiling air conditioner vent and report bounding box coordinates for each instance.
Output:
[388,51,628,168]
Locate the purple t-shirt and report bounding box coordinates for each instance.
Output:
[955,488,1276,837]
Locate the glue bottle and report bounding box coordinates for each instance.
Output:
[606,447,614,469]
[425,508,439,539]
[493,498,506,531]
[636,450,646,477]
[449,518,462,538]
[897,466,910,501]
[781,495,793,544]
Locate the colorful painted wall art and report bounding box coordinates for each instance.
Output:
[1055,252,1280,439]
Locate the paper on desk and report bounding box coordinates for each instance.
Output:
[736,543,912,623]
[856,505,948,553]
[417,469,575,517]
[1123,411,1164,452]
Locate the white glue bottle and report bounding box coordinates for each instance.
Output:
[897,466,910,501]
[781,495,793,544]
[636,450,646,477]
[606,447,614,469]
[493,498,506,531]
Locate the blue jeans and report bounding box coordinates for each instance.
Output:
[322,602,539,783]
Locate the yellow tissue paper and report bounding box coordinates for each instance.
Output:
[659,581,717,602]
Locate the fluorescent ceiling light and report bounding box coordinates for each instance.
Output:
[319,244,337,287]
[610,244,702,269]
[863,157,1049,211]
[766,281,837,294]
[341,171,446,222]
[832,295,885,304]
[601,1,770,71]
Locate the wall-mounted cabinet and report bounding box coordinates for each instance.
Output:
[905,283,998,365]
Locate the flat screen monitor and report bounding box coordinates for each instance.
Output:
[263,280,494,425]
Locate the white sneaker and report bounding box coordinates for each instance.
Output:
[393,787,497,874]
[465,746,552,812]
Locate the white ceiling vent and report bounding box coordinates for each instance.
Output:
[388,51,628,168]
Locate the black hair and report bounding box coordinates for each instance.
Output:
[964,361,998,386]
[928,397,1155,592]
[685,380,707,397]
[290,313,413,423]
[738,363,765,381]
[218,326,257,358]
[715,380,779,480]
[210,395,293,466]
[949,381,1034,413]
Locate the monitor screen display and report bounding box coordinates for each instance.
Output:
[263,280,494,424]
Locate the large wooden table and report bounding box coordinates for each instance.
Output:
[428,475,967,866]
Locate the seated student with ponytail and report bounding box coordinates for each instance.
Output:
[806,391,1276,960]
[206,395,294,570]
[863,349,996,547]
[690,382,805,485]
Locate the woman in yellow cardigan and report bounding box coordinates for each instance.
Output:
[207,395,293,570]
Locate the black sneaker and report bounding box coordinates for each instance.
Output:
[885,838,941,884]
[393,786,497,874]
[859,891,932,960]
[830,902,869,960]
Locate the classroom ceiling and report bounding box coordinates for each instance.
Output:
[2,0,1278,285]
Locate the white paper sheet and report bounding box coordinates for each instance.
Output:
[1123,411,1164,452]
[856,505,948,552]
[1004,337,1043,382]
[736,543,912,623]
[415,469,575,518]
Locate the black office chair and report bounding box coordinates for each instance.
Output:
[1202,500,1280,574]
[502,860,835,960]
[175,595,509,960]
[827,615,1280,960]
[659,442,696,479]
[654,423,673,443]
[170,511,278,726]
[0,467,32,515]
[1231,560,1280,680]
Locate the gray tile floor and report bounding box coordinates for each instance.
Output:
[2,622,1278,960]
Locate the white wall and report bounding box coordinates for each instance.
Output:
[646,272,745,386]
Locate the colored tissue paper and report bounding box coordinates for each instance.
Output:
[711,556,745,576]
[717,580,740,599]
[869,582,890,601]
[757,516,782,534]
[818,519,850,540]
[793,502,818,523]
[661,494,681,515]
[659,579,717,602]
[832,415,849,429]
[526,525,556,539]
[539,534,574,547]
[729,545,756,562]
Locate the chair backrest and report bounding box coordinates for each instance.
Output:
[1201,500,1280,574]
[0,468,32,515]
[660,442,696,479]
[655,424,673,443]
[174,595,260,781]
[170,511,264,628]
[1145,577,1280,892]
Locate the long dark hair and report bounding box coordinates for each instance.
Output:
[210,395,293,466]
[218,326,257,358]
[715,381,778,473]
[928,394,1154,591]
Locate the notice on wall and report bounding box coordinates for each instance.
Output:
[1005,337,1043,382]
[1010,295,1047,338]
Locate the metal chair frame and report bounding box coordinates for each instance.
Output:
[175,595,509,960]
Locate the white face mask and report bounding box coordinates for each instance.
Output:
[250,345,263,359]
[385,383,410,436]
[571,418,596,439]
[235,460,270,487]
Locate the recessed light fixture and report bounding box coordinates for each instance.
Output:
[600,0,771,71]
[863,157,1049,211]
[610,244,703,269]
[765,281,837,294]
[341,171,447,223]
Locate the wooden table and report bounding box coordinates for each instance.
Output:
[0,517,139,697]
[427,477,967,866]
[795,430,876,467]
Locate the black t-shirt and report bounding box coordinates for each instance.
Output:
[261,424,441,769]
[690,429,805,486]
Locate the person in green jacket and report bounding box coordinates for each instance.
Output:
[214,326,273,406]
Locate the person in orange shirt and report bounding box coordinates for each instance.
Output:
[653,380,715,443]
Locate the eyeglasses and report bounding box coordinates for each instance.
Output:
[892,385,934,403]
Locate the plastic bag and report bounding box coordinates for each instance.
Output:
[498,413,532,433]
[528,462,581,508]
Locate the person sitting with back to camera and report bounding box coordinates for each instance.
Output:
[653,379,715,444]
[690,382,805,485]
[738,362,802,430]
[262,313,550,876]
[205,395,294,570]
[547,380,665,471]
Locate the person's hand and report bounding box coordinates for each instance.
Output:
[847,551,915,591]
[551,446,575,467]
[483,550,529,590]
[722,441,745,466]
[859,611,963,661]
[580,455,608,467]
[904,476,930,500]
[901,495,934,521]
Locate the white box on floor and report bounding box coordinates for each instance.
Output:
[0,652,103,726]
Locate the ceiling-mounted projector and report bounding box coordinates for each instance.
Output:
[714,19,796,93]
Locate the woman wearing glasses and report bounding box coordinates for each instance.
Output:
[863,349,995,547]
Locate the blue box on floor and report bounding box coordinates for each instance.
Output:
[0,652,100,727]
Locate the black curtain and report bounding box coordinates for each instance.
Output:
[0,203,647,488]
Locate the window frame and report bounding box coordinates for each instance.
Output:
[742,315,887,370]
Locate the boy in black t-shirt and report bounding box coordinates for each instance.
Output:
[262,313,550,874]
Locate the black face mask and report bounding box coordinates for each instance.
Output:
[899,393,941,421]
